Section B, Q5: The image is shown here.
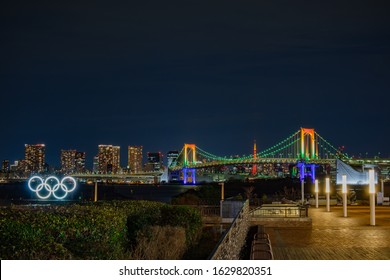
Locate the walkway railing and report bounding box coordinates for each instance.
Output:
[208,200,250,260]
[196,205,220,216]
[250,204,308,218]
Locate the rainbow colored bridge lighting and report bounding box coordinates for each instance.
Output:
[297,162,316,183]
[300,128,318,160]
[183,168,196,184]
[184,144,196,167]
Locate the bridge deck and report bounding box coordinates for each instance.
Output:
[266,206,390,260]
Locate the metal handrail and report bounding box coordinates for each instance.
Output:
[250,205,308,218]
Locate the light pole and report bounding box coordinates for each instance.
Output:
[315,179,319,208]
[342,174,347,217]
[326,177,330,212]
[369,169,376,226]
[94,180,98,202]
[219,182,225,201]
[219,182,225,218]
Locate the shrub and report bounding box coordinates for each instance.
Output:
[0,201,202,260]
[130,226,186,259]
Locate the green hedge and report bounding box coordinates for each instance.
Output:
[0,201,202,259]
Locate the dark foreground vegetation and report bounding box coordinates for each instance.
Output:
[0,201,202,259]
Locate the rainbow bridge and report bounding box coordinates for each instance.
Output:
[168,128,367,184]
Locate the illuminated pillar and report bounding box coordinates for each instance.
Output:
[300,128,305,159]
[299,163,305,204]
[219,182,225,201]
[311,134,315,159]
[315,179,319,208]
[94,181,98,202]
[192,169,196,184]
[369,169,376,226]
[326,177,330,212]
[183,168,187,184]
[183,168,196,185]
[184,144,196,166]
[342,174,347,217]
[300,128,316,159]
[219,182,225,218]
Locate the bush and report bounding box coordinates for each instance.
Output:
[130,226,186,259]
[126,204,202,248]
[0,201,202,260]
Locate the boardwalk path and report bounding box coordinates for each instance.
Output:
[267,206,390,260]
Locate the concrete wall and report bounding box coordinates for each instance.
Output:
[209,201,250,260]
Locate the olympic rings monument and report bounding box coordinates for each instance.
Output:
[28,176,77,200]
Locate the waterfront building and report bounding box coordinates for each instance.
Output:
[128,146,143,173]
[75,151,86,173]
[1,160,9,172]
[93,155,99,173]
[61,150,86,173]
[167,150,179,167]
[167,150,180,181]
[61,150,76,173]
[145,152,163,172]
[11,160,29,173]
[97,145,120,174]
[25,144,45,173]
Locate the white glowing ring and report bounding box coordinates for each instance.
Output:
[28,176,77,200]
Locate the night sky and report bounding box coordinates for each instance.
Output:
[1,0,390,168]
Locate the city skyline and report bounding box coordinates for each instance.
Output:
[4,142,171,171]
[1,1,390,167]
[3,133,389,172]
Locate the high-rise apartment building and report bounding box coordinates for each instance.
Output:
[97,145,120,174]
[25,144,45,173]
[167,151,180,182]
[93,155,99,173]
[61,150,86,173]
[128,146,143,173]
[75,151,86,173]
[167,150,179,167]
[13,160,29,173]
[2,160,10,172]
[61,150,76,173]
[146,152,163,171]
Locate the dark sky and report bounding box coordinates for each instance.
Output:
[1,0,390,167]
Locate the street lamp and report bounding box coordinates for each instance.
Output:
[326,177,330,212]
[315,179,319,208]
[219,182,225,218]
[94,180,98,202]
[369,169,375,226]
[342,174,347,217]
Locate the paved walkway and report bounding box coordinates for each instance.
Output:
[267,206,390,260]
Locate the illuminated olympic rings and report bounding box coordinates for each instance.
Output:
[28,176,77,199]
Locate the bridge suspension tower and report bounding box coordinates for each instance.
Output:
[298,128,318,183]
[183,144,196,184]
[300,128,318,160]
